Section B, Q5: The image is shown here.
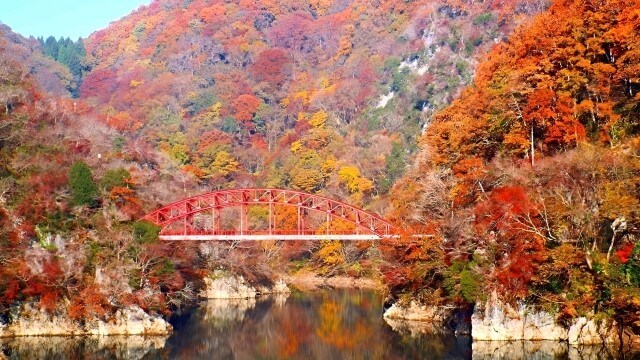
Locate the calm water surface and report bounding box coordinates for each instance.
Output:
[162,289,470,359]
[0,289,630,359]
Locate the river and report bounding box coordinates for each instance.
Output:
[0,289,630,359]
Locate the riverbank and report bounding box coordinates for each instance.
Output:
[0,304,171,338]
[382,292,640,351]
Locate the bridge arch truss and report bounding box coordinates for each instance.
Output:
[142,188,396,241]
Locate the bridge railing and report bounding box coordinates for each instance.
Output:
[160,229,370,236]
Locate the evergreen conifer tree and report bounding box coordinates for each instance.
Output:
[68,161,98,206]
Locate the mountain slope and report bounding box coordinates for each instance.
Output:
[385,0,640,333]
[80,0,546,211]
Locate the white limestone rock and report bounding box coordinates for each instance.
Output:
[256,279,291,295]
[568,317,617,345]
[87,306,172,336]
[382,301,454,336]
[200,271,257,299]
[383,301,451,322]
[0,304,171,337]
[472,292,566,341]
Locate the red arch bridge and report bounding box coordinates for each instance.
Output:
[142,188,397,241]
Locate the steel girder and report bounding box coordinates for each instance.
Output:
[142,188,395,239]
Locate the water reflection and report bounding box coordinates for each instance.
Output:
[0,334,166,359]
[160,289,471,359]
[2,291,631,359]
[472,341,622,359]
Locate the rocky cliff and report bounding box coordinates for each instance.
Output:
[0,304,171,337]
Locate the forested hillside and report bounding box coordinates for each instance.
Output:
[0,25,210,319]
[385,0,640,333]
[79,0,545,212]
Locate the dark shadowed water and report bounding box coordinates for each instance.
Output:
[0,290,633,359]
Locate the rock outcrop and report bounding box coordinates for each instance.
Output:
[200,273,258,299]
[256,279,291,295]
[87,306,172,336]
[472,292,621,345]
[383,302,455,335]
[471,293,567,341]
[384,301,452,322]
[0,304,171,337]
[567,316,618,345]
[384,292,636,348]
[200,271,290,299]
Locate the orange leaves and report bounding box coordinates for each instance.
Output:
[109,186,143,218]
[249,49,291,87]
[68,284,110,320]
[474,186,546,299]
[451,157,487,207]
[231,94,261,129]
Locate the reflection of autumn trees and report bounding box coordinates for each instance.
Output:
[315,298,372,350]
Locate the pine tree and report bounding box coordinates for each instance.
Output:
[43,36,58,59]
[68,161,98,206]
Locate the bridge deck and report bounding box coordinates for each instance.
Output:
[159,234,395,241]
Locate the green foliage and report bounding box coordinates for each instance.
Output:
[221,117,240,134]
[157,260,175,276]
[85,239,101,272]
[184,91,217,116]
[623,243,640,286]
[473,12,494,26]
[112,136,126,151]
[68,161,98,206]
[38,36,87,96]
[444,261,483,303]
[381,142,406,193]
[133,221,161,244]
[35,225,57,252]
[101,168,131,191]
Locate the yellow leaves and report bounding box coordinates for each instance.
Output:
[290,140,303,153]
[318,77,330,89]
[309,110,328,129]
[129,79,144,88]
[291,168,324,193]
[297,112,309,122]
[316,240,344,266]
[209,102,222,118]
[322,156,337,173]
[338,166,373,194]
[211,151,239,176]
[293,91,312,106]
[168,143,190,165]
[600,180,640,220]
